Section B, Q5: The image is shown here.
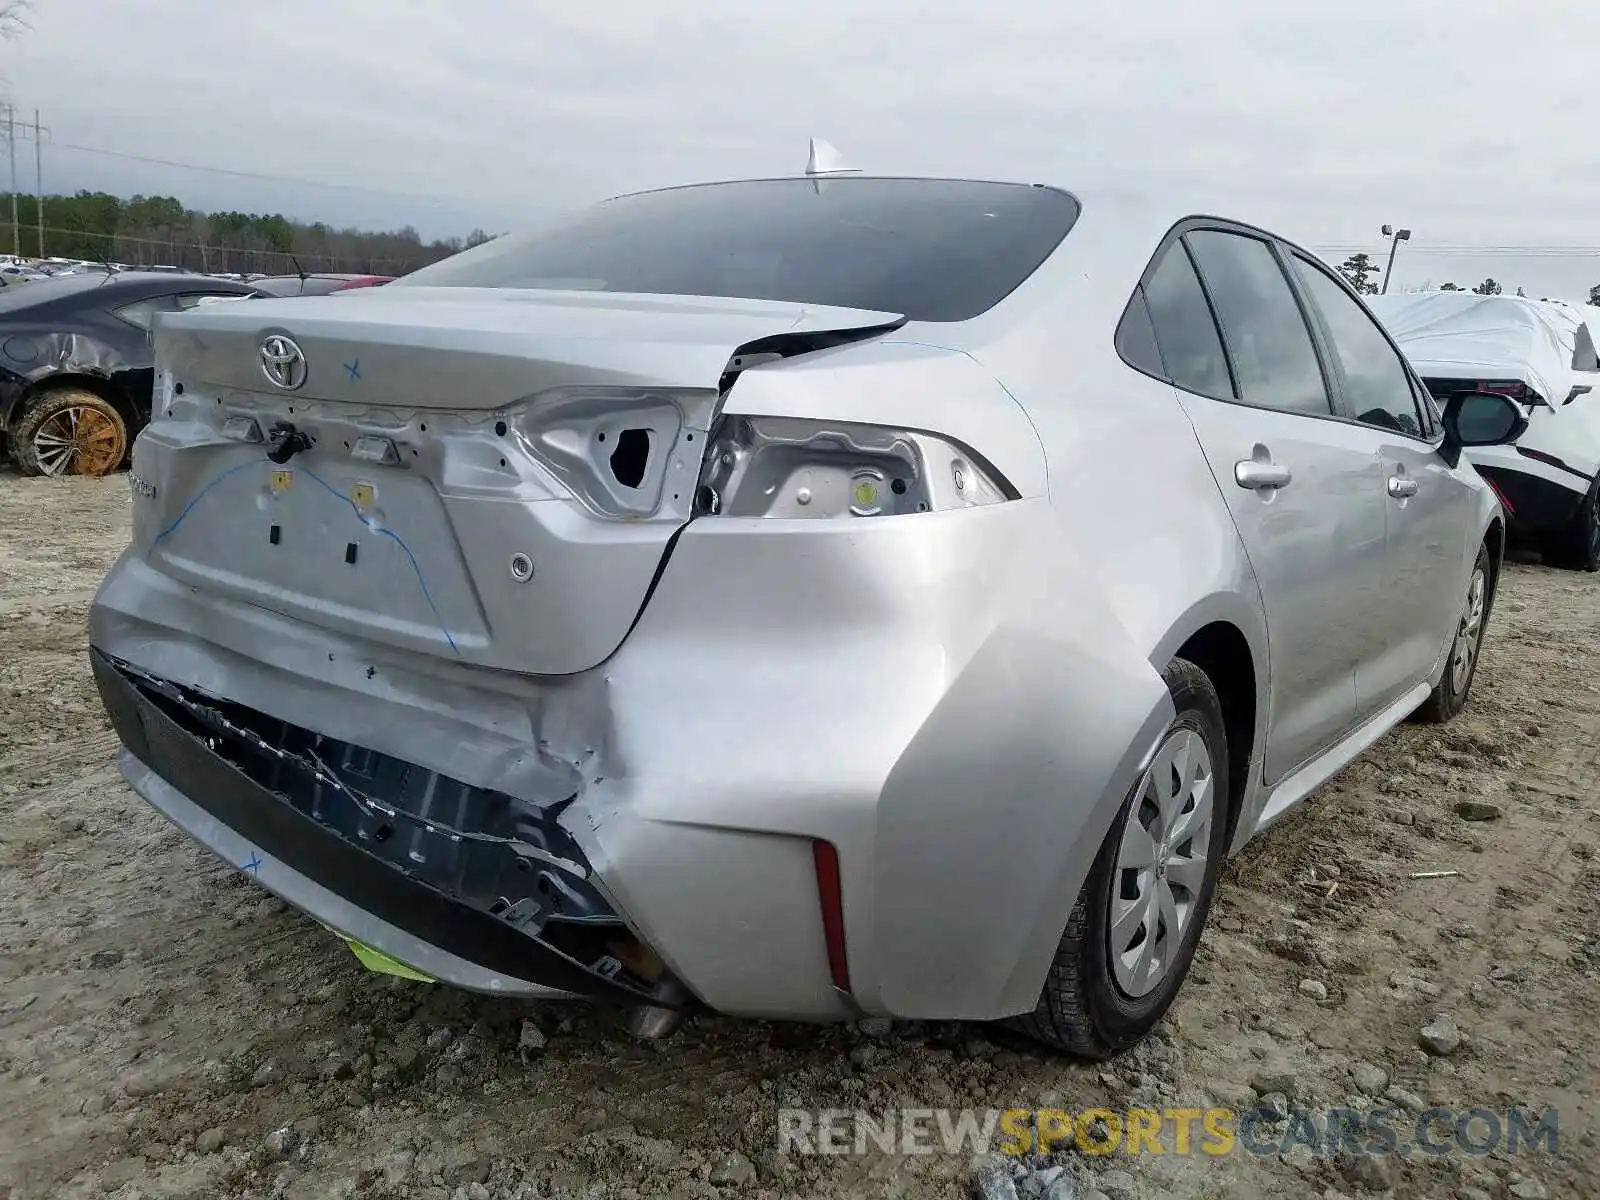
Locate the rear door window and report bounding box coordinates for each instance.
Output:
[1140,245,1233,400]
[1290,254,1427,437]
[1114,288,1165,378]
[1184,230,1333,417]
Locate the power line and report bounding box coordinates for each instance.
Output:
[1313,244,1600,257]
[43,138,565,213]
[46,140,470,206]
[0,218,406,252]
[15,114,1600,265]
[0,219,431,274]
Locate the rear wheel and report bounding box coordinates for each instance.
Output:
[1007,658,1229,1058]
[10,387,128,477]
[1542,482,1600,572]
[1416,543,1492,724]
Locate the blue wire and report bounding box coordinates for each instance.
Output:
[297,466,461,656]
[151,458,264,547]
[149,452,462,656]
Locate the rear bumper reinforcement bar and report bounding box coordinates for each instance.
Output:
[90,646,681,1008]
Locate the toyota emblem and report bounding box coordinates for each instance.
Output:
[259,333,308,391]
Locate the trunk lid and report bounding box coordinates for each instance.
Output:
[134,288,902,675]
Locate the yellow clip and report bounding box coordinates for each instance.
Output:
[351,482,375,509]
[322,925,436,982]
[269,469,294,493]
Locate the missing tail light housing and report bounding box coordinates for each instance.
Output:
[695,415,1013,519]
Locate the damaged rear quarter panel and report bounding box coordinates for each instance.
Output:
[721,334,1049,500]
[551,496,1170,1021]
[0,330,151,431]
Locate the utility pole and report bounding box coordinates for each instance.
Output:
[1,110,52,260]
[6,104,17,257]
[1380,224,1412,295]
[33,109,44,258]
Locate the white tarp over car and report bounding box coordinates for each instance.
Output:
[1369,292,1600,543]
[1542,299,1600,376]
[1365,291,1585,407]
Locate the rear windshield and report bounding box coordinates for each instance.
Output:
[396,178,1081,322]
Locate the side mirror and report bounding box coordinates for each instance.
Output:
[1564,384,1593,406]
[1441,391,1528,467]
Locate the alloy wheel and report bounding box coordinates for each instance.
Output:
[1110,726,1214,998]
[1450,566,1487,695]
[31,404,126,476]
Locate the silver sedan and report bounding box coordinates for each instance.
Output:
[89,170,1519,1056]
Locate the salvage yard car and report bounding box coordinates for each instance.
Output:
[0,271,261,475]
[1367,291,1600,571]
[90,169,1523,1058]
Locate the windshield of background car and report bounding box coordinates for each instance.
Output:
[396,178,1081,322]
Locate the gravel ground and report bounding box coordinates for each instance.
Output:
[1,474,1596,1200]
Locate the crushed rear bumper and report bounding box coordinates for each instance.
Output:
[91,647,680,1006]
[89,497,1172,1023]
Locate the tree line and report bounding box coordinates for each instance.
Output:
[1336,252,1600,307]
[0,189,501,276]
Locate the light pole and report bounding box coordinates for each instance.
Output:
[1380,224,1412,294]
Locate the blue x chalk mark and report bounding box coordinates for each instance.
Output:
[243,851,263,874]
[344,359,362,382]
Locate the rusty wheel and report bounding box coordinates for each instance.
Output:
[11,388,129,478]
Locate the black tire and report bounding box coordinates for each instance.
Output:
[1007,658,1230,1059]
[9,387,128,478]
[1542,482,1600,572]
[1416,542,1493,724]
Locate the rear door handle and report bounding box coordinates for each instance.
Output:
[1235,460,1293,490]
[1387,475,1419,499]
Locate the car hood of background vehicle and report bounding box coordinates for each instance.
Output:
[152,287,907,409]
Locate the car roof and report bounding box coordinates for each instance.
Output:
[94,271,258,295]
[0,271,259,313]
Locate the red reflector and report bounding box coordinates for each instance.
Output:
[812,840,851,993]
[1475,380,1528,400]
[1484,476,1515,517]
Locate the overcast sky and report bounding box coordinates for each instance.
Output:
[4,0,1600,299]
